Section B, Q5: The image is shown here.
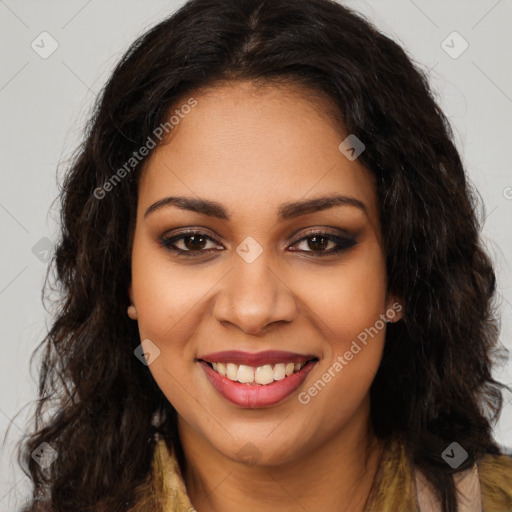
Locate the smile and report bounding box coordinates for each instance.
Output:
[207,361,307,385]
[197,350,319,408]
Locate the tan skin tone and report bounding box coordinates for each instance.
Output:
[129,80,403,512]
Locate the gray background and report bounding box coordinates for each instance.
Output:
[1,0,511,509]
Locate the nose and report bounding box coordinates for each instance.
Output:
[212,251,298,336]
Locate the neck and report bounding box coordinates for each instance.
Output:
[178,398,384,512]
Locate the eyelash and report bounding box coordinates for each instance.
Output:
[159,230,356,258]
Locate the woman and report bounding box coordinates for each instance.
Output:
[17,0,512,511]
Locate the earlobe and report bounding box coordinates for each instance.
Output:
[127,304,137,320]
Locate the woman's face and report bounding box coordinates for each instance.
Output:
[130,80,402,466]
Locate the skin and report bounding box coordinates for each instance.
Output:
[129,80,403,512]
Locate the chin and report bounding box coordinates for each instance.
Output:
[218,436,304,468]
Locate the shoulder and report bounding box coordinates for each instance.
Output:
[477,449,512,511]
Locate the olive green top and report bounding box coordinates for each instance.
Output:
[128,434,512,511]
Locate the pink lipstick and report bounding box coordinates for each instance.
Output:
[197,350,318,408]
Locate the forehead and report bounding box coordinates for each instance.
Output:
[138,80,379,227]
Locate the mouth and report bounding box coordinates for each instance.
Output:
[197,350,319,408]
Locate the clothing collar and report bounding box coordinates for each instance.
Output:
[133,434,482,512]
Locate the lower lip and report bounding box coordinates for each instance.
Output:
[199,360,317,408]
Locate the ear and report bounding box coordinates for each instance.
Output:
[128,282,133,304]
[384,294,404,323]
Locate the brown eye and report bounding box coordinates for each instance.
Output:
[161,231,223,255]
[304,235,332,252]
[180,234,208,251]
[290,232,356,256]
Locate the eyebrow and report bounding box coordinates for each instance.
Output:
[144,194,368,221]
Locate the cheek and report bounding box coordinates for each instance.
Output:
[131,240,218,344]
[295,244,387,410]
[130,242,211,404]
[133,266,199,322]
[298,323,386,431]
[296,242,387,339]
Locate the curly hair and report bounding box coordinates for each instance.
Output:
[15,0,510,511]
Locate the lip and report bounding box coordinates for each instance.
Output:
[198,357,318,409]
[197,350,316,367]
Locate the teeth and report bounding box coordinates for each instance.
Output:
[273,363,286,381]
[226,363,238,380]
[255,364,274,385]
[217,362,226,376]
[237,365,254,383]
[209,360,311,385]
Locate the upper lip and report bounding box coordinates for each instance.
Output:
[198,350,317,367]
